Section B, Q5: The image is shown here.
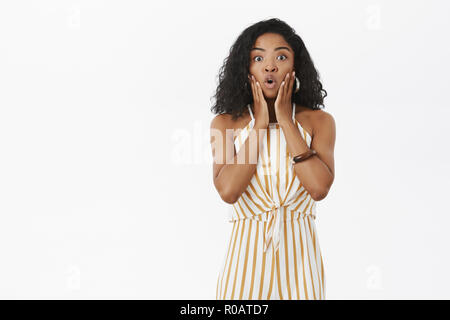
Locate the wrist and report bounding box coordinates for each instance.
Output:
[278,118,294,129]
[254,120,268,129]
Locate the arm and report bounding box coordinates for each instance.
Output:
[210,115,267,204]
[279,111,336,201]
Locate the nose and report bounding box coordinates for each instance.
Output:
[265,65,277,73]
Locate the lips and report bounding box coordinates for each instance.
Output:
[264,80,276,89]
[264,76,277,89]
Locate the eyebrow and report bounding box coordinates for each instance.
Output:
[250,46,291,52]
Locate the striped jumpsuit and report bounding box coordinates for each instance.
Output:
[216,102,326,300]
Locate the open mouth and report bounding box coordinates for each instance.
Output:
[264,79,276,89]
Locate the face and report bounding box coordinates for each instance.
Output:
[249,33,295,99]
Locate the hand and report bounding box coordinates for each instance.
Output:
[274,70,295,126]
[248,74,269,127]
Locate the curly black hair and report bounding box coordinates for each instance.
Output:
[210,18,327,121]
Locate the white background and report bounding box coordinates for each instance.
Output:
[0,0,449,299]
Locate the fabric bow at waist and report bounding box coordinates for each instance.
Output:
[265,206,283,253]
[240,206,316,254]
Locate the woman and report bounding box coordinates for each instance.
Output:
[210,18,336,300]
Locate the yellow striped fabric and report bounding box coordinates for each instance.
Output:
[216,102,326,300]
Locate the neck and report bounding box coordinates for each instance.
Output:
[266,98,277,123]
[250,99,293,123]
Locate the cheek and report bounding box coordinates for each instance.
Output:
[248,67,257,79]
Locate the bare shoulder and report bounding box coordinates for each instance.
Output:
[294,105,334,139]
[310,108,336,136]
[210,112,250,132]
[211,113,242,128]
[210,113,230,130]
[210,114,238,144]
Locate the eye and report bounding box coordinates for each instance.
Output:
[253,54,287,62]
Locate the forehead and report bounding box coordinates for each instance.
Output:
[253,33,290,49]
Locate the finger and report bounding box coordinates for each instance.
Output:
[256,81,263,102]
[280,76,287,103]
[253,77,260,104]
[284,72,290,99]
[284,72,290,98]
[250,75,257,103]
[287,71,294,98]
[276,78,284,105]
[257,80,266,104]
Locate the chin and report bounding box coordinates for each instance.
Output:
[263,91,277,99]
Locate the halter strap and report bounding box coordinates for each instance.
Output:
[247,104,254,120]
